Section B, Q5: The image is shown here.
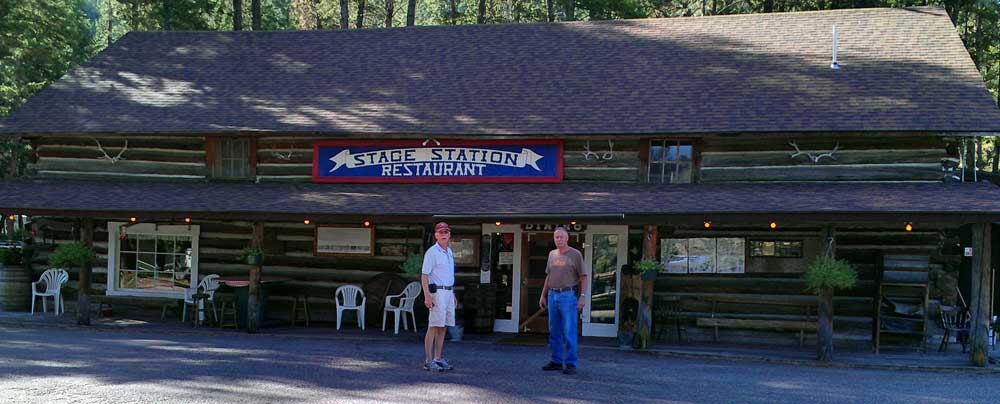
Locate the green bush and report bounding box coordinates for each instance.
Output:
[803,255,857,292]
[0,248,21,266]
[635,259,661,276]
[400,253,423,275]
[239,247,264,260]
[48,242,96,268]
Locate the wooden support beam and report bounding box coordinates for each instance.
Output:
[77,218,94,326]
[817,225,835,362]
[247,221,264,333]
[969,223,991,366]
[635,225,657,349]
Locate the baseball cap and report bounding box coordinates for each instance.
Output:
[434,222,451,233]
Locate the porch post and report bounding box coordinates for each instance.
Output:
[636,225,657,348]
[77,218,94,326]
[969,222,991,366]
[247,221,264,333]
[816,225,835,362]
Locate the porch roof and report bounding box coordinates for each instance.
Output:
[2,179,1000,223]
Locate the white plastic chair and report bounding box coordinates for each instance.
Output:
[335,284,366,330]
[383,281,421,334]
[31,268,69,315]
[182,274,220,323]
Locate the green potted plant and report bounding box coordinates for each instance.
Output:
[48,242,96,269]
[239,247,264,266]
[400,253,423,276]
[0,248,22,267]
[636,259,661,281]
[803,255,857,362]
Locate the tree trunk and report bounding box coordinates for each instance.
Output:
[969,223,991,366]
[247,221,264,333]
[314,0,323,29]
[545,0,552,22]
[479,0,487,24]
[817,287,834,362]
[341,0,350,28]
[564,0,574,21]
[406,0,415,26]
[251,0,261,30]
[450,0,457,25]
[77,218,94,326]
[356,0,366,28]
[108,0,114,47]
[233,0,243,30]
[386,0,394,27]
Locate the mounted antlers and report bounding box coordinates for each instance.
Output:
[788,140,839,163]
[583,139,615,161]
[93,138,128,164]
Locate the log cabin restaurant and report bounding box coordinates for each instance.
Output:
[3,7,1000,352]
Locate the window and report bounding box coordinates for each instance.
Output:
[107,223,200,298]
[209,137,254,179]
[661,238,745,274]
[749,240,803,258]
[648,140,693,183]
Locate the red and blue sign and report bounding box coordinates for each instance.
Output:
[312,140,563,183]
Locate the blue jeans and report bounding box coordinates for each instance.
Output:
[547,289,578,366]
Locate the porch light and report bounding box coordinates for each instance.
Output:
[303,219,311,225]
[570,221,577,225]
[363,220,371,227]
[905,222,913,232]
[129,217,137,223]
[184,217,192,224]
[495,221,502,226]
[769,221,777,229]
[7,214,14,221]
[703,221,712,229]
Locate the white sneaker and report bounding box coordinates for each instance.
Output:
[434,358,454,371]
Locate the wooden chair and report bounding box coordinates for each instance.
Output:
[938,306,970,353]
[654,297,686,343]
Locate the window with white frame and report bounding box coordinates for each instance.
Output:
[107,222,200,297]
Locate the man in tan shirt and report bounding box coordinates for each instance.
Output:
[538,227,587,375]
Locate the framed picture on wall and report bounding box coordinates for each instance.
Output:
[316,226,374,256]
[661,238,689,274]
[688,238,717,274]
[449,235,480,267]
[716,238,746,274]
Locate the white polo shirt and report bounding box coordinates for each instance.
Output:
[421,242,455,287]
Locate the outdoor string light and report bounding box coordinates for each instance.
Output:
[303,219,311,225]
[769,221,778,229]
[703,221,712,229]
[363,220,371,227]
[905,222,913,232]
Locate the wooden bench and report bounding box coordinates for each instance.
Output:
[696,298,817,347]
[90,294,183,319]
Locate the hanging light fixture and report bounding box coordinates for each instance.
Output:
[303,219,311,225]
[184,217,192,224]
[129,217,137,223]
[904,222,913,232]
[703,221,712,229]
[7,214,15,221]
[769,221,778,229]
[363,220,371,227]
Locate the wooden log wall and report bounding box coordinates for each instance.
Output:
[652,223,954,347]
[699,134,954,183]
[27,217,485,322]
[30,136,207,180]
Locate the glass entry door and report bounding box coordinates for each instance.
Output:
[484,224,522,333]
[583,225,628,337]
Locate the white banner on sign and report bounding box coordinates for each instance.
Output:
[316,227,373,255]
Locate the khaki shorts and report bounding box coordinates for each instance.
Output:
[428,290,456,328]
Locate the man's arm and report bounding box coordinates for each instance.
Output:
[577,273,588,311]
[538,275,550,309]
[422,274,433,309]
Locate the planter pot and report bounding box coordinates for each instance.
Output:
[618,331,635,347]
[641,270,658,281]
[245,255,263,266]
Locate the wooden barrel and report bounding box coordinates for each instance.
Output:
[0,264,31,312]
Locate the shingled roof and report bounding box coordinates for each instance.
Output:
[2,179,999,220]
[2,6,999,136]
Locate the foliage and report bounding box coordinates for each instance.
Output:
[48,242,96,268]
[803,255,857,292]
[0,248,21,266]
[635,258,661,275]
[400,252,423,275]
[239,246,264,259]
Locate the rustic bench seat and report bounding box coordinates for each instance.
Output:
[696,297,816,347]
[90,294,183,319]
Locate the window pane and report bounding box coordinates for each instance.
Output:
[661,239,689,274]
[650,141,663,162]
[675,162,693,184]
[122,236,138,252]
[688,238,716,273]
[665,144,679,162]
[678,145,693,162]
[119,270,137,289]
[119,252,136,270]
[648,163,663,183]
[137,253,157,271]
[137,234,156,253]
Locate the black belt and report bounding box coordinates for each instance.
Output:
[437,285,454,290]
[549,286,576,293]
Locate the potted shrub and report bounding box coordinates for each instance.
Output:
[239,247,264,266]
[803,255,857,362]
[636,259,661,281]
[48,242,96,269]
[399,253,422,276]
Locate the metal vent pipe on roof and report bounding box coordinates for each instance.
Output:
[831,25,840,70]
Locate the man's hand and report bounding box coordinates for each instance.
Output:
[424,295,434,309]
[539,295,547,309]
[577,296,586,311]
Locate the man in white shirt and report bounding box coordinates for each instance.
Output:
[421,222,456,372]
